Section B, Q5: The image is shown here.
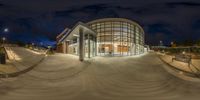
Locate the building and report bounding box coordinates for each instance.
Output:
[56,18,145,61]
[56,28,71,53]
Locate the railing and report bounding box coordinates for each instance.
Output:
[4,47,16,60]
[172,54,192,66]
[0,46,46,78]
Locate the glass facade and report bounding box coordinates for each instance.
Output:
[67,34,96,58]
[87,18,145,56]
[68,37,79,55]
[58,18,145,58]
[84,34,96,58]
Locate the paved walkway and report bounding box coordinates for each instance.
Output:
[159,53,200,74]
[0,47,45,74]
[0,60,17,74]
[1,53,200,100]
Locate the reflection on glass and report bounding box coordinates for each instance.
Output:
[88,20,144,56]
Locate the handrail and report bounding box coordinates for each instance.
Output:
[191,63,200,73]
[5,47,16,60]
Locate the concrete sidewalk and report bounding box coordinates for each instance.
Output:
[0,47,45,77]
[0,60,17,74]
[159,53,200,74]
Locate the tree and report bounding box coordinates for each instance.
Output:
[197,40,200,46]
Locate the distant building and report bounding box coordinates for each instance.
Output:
[151,46,167,51]
[56,28,71,53]
[56,18,145,60]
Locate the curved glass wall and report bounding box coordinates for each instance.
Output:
[88,19,145,56]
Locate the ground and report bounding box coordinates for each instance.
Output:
[0,47,45,74]
[160,53,200,74]
[1,49,200,100]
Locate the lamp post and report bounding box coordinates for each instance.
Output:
[4,28,8,33]
[47,45,51,49]
[31,43,35,50]
[171,41,173,45]
[2,37,6,46]
[1,28,9,46]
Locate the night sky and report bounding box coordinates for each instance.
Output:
[0,0,200,46]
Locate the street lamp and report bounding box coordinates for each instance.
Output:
[171,42,174,45]
[1,28,9,46]
[159,40,163,46]
[47,45,51,49]
[4,28,9,33]
[2,37,6,46]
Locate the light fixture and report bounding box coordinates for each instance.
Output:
[4,28,9,32]
[73,34,79,37]
[2,37,6,41]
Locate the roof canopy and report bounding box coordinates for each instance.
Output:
[58,22,96,43]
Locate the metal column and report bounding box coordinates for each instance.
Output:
[79,27,85,61]
[94,36,97,56]
[88,34,90,58]
[63,42,66,53]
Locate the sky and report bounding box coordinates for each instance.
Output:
[0,0,200,46]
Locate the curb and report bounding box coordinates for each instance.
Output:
[0,54,46,78]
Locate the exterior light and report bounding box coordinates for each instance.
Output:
[2,37,6,46]
[171,42,174,45]
[159,40,163,46]
[47,46,51,49]
[4,28,9,33]
[2,37,6,41]
[73,34,79,37]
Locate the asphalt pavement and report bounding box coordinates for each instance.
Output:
[0,53,200,100]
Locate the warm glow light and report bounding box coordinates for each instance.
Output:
[73,34,79,37]
[26,49,42,55]
[2,37,6,41]
[7,49,22,61]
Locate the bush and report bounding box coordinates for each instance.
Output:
[0,47,6,54]
[46,49,54,55]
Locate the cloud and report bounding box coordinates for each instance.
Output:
[0,0,200,45]
[166,2,200,7]
[0,3,4,7]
